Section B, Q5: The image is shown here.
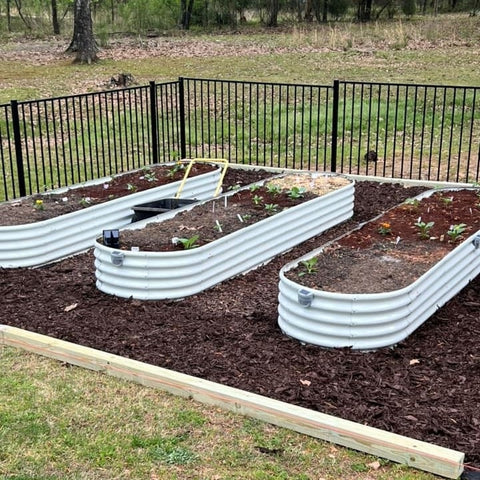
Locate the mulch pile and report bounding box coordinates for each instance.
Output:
[1,171,479,467]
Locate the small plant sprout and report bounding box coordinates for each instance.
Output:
[266,183,282,195]
[252,194,263,206]
[214,220,223,233]
[264,203,279,214]
[237,213,251,223]
[287,186,307,199]
[228,183,241,191]
[79,197,91,208]
[126,183,137,193]
[440,195,453,206]
[447,223,467,242]
[249,184,261,192]
[404,197,420,208]
[377,222,392,235]
[298,257,318,277]
[167,162,185,178]
[34,199,44,211]
[177,234,200,249]
[144,171,157,182]
[414,217,435,239]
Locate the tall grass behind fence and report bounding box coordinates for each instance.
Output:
[182,78,333,172]
[336,81,480,182]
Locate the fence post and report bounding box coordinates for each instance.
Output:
[149,81,159,164]
[331,80,339,173]
[178,77,187,159]
[11,100,27,197]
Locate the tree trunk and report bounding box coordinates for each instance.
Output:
[321,0,328,22]
[7,0,12,32]
[266,0,280,27]
[179,0,195,30]
[357,0,373,21]
[51,0,60,34]
[66,0,98,64]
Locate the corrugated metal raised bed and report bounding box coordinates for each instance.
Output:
[94,174,355,300]
[278,188,480,350]
[0,165,221,268]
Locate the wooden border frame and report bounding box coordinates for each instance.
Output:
[0,325,463,478]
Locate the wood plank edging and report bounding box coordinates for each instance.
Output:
[0,325,463,479]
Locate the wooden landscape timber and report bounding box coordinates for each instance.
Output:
[0,325,464,479]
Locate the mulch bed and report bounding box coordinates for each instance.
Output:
[1,171,479,467]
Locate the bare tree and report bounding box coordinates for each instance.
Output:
[6,0,12,32]
[66,0,98,64]
[51,0,60,34]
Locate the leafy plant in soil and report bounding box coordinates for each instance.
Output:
[287,189,480,294]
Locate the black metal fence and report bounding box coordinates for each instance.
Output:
[1,77,479,202]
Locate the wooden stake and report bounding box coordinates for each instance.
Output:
[0,325,464,479]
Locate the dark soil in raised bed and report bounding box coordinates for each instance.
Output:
[287,189,480,293]
[1,172,480,468]
[0,162,221,226]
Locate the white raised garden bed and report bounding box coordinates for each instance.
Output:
[0,165,221,268]
[278,189,480,350]
[94,174,355,300]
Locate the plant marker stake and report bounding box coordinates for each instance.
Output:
[237,214,244,223]
[215,220,223,233]
[224,196,228,209]
[212,201,215,213]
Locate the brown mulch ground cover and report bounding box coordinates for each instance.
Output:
[1,170,480,468]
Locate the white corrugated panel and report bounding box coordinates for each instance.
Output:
[94,177,355,300]
[0,167,221,268]
[278,189,480,350]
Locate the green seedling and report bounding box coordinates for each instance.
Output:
[177,234,200,249]
[79,197,91,208]
[265,183,282,195]
[414,218,435,239]
[298,257,318,276]
[252,194,263,205]
[126,183,137,193]
[264,203,279,214]
[237,213,251,222]
[144,172,157,182]
[287,186,306,199]
[440,195,453,206]
[167,163,185,178]
[249,184,261,192]
[447,223,467,242]
[404,197,420,208]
